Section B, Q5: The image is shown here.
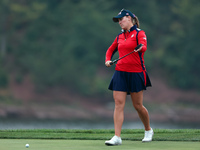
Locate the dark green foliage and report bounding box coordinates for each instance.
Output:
[0,68,8,88]
[0,0,200,95]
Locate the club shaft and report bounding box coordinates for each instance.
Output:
[110,44,142,65]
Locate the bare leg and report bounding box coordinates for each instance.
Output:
[113,91,127,137]
[131,91,151,131]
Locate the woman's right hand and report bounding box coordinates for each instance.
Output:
[105,61,112,67]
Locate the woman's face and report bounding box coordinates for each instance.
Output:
[118,16,132,30]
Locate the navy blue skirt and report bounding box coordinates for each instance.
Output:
[108,70,152,94]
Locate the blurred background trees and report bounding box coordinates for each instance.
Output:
[1,0,199,96]
[0,0,200,126]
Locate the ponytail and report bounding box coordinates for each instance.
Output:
[132,16,140,28]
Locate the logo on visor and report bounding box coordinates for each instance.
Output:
[118,8,124,15]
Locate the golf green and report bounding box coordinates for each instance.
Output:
[0,139,200,150]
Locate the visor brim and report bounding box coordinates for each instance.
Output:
[112,14,124,22]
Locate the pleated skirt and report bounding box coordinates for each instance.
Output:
[108,70,152,94]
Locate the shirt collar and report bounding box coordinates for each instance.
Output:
[121,25,137,33]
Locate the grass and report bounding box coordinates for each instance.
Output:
[0,129,200,150]
[0,129,200,141]
[0,140,200,150]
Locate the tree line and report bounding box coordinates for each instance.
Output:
[0,0,199,97]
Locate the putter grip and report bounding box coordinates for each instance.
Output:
[135,44,143,50]
[110,60,117,65]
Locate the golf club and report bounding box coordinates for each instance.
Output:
[110,44,143,65]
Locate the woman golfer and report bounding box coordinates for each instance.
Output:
[105,9,153,146]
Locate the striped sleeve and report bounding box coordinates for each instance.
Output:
[137,30,147,53]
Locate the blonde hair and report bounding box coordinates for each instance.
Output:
[132,16,140,28]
